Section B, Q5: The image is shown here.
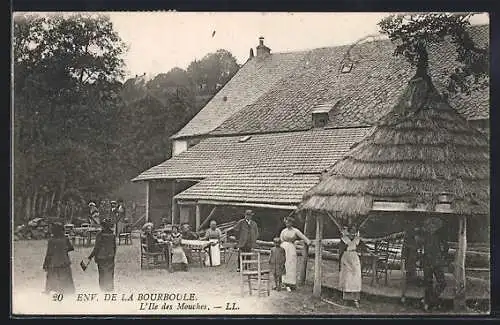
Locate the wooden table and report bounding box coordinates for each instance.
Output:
[73,227,101,246]
[181,239,211,267]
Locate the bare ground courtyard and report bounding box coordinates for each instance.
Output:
[11,238,487,316]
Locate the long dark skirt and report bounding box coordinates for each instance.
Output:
[45,266,75,294]
[96,258,115,292]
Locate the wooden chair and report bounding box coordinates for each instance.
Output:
[240,251,271,297]
[374,240,390,284]
[64,224,75,244]
[221,242,237,266]
[189,247,207,267]
[140,243,168,270]
[74,230,88,246]
[118,232,132,245]
[373,240,402,285]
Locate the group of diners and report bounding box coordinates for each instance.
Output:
[141,219,223,271]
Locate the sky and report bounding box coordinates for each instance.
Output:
[106,12,489,79]
[17,12,490,79]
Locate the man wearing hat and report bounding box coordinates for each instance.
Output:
[88,218,117,292]
[228,209,259,272]
[420,217,449,311]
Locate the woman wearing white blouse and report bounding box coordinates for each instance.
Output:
[200,220,223,266]
[279,216,311,290]
[339,226,363,308]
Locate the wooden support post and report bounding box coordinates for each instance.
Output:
[454,215,467,311]
[299,211,310,286]
[400,256,407,303]
[195,204,201,231]
[145,182,150,223]
[171,181,177,225]
[313,213,323,298]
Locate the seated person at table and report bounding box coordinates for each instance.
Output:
[200,220,223,267]
[141,222,162,253]
[170,226,188,271]
[158,225,172,241]
[181,223,199,239]
[159,217,170,229]
[180,223,198,263]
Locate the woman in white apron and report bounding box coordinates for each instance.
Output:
[279,216,311,290]
[201,220,222,266]
[339,227,362,308]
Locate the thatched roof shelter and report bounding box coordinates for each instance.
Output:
[298,74,489,308]
[300,75,490,221]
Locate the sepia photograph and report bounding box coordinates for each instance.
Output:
[11,11,490,316]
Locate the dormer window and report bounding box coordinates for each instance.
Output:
[312,102,338,128]
[312,114,328,128]
[341,62,353,73]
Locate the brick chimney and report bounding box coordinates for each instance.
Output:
[256,36,271,58]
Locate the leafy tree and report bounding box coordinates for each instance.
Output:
[378,12,489,95]
[13,13,127,223]
[146,67,196,110]
[114,94,191,175]
[187,49,240,95]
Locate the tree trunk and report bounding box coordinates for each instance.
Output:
[44,193,50,213]
[37,193,44,217]
[132,202,137,223]
[25,196,32,222]
[454,215,467,311]
[415,41,429,78]
[31,189,38,219]
[69,200,74,221]
[56,178,66,219]
[299,211,311,286]
[56,201,62,219]
[50,191,56,209]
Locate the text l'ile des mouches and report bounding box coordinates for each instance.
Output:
[51,292,240,312]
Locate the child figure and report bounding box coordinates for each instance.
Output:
[269,237,286,291]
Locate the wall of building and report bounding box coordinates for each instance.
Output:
[148,179,174,226]
[172,137,205,156]
[172,140,188,156]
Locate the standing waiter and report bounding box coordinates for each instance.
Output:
[227,209,259,272]
[111,199,125,235]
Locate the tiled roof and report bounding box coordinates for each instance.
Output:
[174,174,321,204]
[133,127,370,185]
[211,24,489,135]
[171,52,306,139]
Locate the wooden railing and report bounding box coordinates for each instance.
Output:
[253,238,490,269]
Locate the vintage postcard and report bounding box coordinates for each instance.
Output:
[11,11,491,316]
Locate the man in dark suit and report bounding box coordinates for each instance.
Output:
[228,209,259,272]
[420,217,449,311]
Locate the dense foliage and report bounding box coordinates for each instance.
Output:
[378,12,489,95]
[13,13,241,224]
